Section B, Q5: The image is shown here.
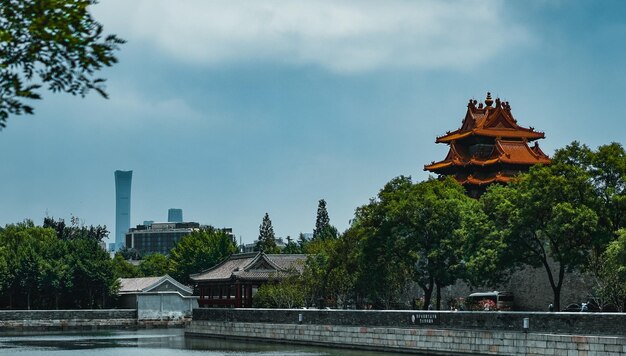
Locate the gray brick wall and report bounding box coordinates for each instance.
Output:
[189,309,626,355]
[0,309,137,331]
[192,308,626,336]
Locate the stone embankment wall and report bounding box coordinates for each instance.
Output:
[187,309,626,355]
[0,309,137,331]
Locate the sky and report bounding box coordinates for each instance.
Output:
[1,0,625,246]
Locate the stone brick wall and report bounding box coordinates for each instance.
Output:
[187,320,626,356]
[192,308,626,336]
[0,309,137,331]
[188,309,626,355]
[442,257,595,311]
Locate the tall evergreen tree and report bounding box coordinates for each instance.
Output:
[256,213,280,253]
[313,199,337,240]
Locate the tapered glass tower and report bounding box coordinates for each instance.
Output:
[115,170,132,250]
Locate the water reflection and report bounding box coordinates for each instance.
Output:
[0,329,391,355]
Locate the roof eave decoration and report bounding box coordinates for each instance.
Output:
[243,252,284,273]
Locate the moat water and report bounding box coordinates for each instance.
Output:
[0,328,392,355]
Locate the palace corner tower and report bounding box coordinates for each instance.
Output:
[424,93,550,197]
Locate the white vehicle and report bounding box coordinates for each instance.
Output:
[467,291,514,311]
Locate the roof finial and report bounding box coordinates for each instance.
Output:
[485,92,494,107]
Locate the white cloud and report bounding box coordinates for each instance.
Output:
[94,0,531,73]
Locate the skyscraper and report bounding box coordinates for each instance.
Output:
[168,208,183,223]
[115,170,132,250]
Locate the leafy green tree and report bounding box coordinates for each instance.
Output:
[282,236,301,254]
[66,237,117,308]
[482,161,599,311]
[253,274,306,308]
[0,220,118,309]
[138,253,170,277]
[40,240,73,309]
[594,229,626,311]
[0,0,124,128]
[297,232,310,251]
[118,247,140,260]
[353,176,473,309]
[169,227,238,284]
[255,213,280,254]
[111,253,139,279]
[0,222,56,309]
[457,196,509,288]
[43,216,108,241]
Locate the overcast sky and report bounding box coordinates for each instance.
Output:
[1,0,625,245]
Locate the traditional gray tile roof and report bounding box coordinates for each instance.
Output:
[190,252,306,283]
[118,275,192,295]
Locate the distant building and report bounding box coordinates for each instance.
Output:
[118,275,198,320]
[125,222,234,256]
[125,222,199,256]
[114,170,132,251]
[143,220,154,226]
[191,252,306,308]
[167,209,183,223]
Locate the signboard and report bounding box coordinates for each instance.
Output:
[411,313,438,325]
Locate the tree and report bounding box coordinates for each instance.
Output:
[253,273,306,309]
[65,237,117,308]
[0,0,125,128]
[169,227,238,284]
[255,213,280,254]
[313,199,338,241]
[138,253,170,277]
[594,229,626,311]
[456,198,509,288]
[482,161,599,311]
[553,141,626,244]
[0,220,117,309]
[40,240,73,309]
[43,216,108,241]
[282,236,302,254]
[297,232,310,251]
[111,253,139,279]
[353,176,472,309]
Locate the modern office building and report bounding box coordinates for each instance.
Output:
[168,208,183,223]
[115,170,133,251]
[125,222,234,256]
[125,222,200,256]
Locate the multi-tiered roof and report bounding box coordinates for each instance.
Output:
[424,93,550,196]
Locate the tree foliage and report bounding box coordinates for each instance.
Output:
[255,213,280,254]
[169,227,238,284]
[594,229,626,311]
[0,219,117,309]
[481,155,599,310]
[313,199,337,240]
[138,253,170,277]
[253,273,306,308]
[0,0,124,128]
[340,176,479,309]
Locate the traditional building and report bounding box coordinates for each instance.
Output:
[118,275,198,320]
[190,252,306,308]
[424,93,550,197]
